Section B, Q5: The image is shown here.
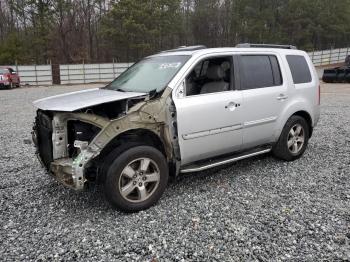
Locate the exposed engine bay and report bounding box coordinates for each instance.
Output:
[73,96,146,119]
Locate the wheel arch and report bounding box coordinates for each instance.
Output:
[276,109,313,140]
[275,98,315,141]
[291,110,313,137]
[98,128,168,162]
[94,128,175,184]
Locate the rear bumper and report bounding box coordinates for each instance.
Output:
[313,105,321,128]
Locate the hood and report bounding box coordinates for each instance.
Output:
[33,88,147,112]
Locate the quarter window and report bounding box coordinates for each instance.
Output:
[239,55,282,90]
[286,55,312,84]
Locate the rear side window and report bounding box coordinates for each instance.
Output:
[239,55,282,90]
[286,55,312,84]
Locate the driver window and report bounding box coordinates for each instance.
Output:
[185,56,233,96]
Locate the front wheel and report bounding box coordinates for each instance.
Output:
[272,115,310,161]
[104,145,169,212]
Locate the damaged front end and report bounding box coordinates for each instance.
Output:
[32,87,178,190]
[33,110,109,189]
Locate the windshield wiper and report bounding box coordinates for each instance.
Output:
[148,89,159,99]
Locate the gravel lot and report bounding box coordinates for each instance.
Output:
[0,83,349,261]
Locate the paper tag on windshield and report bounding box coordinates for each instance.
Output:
[159,63,181,70]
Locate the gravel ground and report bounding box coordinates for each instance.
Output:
[0,83,349,261]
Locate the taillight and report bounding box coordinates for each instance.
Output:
[317,85,321,105]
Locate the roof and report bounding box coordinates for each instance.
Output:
[151,47,307,58]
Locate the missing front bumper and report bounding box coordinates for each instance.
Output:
[50,158,86,190]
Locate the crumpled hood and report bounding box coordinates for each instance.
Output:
[33,88,147,112]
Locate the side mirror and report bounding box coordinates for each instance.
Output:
[12,71,17,74]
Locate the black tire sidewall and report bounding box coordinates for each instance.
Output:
[273,116,310,161]
[104,145,169,212]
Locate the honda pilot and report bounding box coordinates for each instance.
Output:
[32,44,320,212]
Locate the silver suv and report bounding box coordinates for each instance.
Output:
[32,44,320,212]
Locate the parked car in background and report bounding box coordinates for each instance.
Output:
[345,55,350,66]
[0,67,20,89]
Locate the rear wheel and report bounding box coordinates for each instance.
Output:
[272,115,309,161]
[104,145,169,212]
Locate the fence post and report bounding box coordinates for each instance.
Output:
[329,48,332,65]
[112,58,116,79]
[15,60,19,76]
[67,64,70,84]
[338,48,341,63]
[311,51,315,64]
[34,64,38,86]
[49,60,52,85]
[98,62,101,82]
[83,60,86,84]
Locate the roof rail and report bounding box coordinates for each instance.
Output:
[161,45,207,53]
[236,43,297,50]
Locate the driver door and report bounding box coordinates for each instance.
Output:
[173,55,243,165]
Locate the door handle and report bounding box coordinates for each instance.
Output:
[225,102,240,111]
[277,94,288,101]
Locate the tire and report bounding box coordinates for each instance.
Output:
[272,115,309,161]
[104,145,169,212]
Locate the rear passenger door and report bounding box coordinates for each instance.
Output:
[237,54,288,149]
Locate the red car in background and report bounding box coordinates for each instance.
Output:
[0,67,20,89]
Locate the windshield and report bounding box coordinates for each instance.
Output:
[105,55,190,93]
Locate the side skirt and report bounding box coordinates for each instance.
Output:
[180,147,272,173]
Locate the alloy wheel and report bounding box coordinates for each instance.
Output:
[118,158,160,203]
[287,124,305,154]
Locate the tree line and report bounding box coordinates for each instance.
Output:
[0,0,349,64]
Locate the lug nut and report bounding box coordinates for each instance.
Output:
[133,174,137,178]
[139,182,142,187]
[142,176,147,181]
[133,181,137,185]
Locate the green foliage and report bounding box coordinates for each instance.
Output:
[0,0,350,64]
[0,33,29,64]
[101,0,182,61]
